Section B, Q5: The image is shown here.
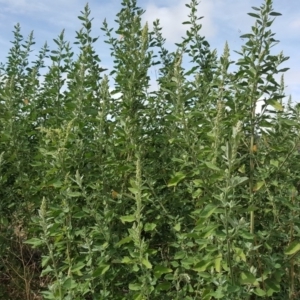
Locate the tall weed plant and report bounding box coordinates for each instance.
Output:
[0,0,300,299]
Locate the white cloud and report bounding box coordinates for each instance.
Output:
[143,0,216,45]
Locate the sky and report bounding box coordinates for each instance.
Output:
[0,0,299,104]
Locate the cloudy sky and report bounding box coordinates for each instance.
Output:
[0,0,299,103]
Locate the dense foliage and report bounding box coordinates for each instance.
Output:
[1,0,300,299]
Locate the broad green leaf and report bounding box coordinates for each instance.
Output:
[204,161,220,171]
[198,204,217,220]
[183,90,196,101]
[129,283,142,291]
[144,223,156,232]
[174,251,186,260]
[253,181,265,192]
[211,287,225,299]
[129,178,138,190]
[173,223,181,231]
[285,241,300,255]
[240,230,254,240]
[234,247,246,262]
[42,256,51,267]
[142,258,152,269]
[167,172,186,187]
[93,265,110,276]
[120,215,136,223]
[67,191,81,197]
[230,176,248,187]
[240,271,258,286]
[154,265,172,279]
[267,99,283,111]
[41,265,53,276]
[278,67,289,73]
[254,288,266,296]
[47,180,63,188]
[128,187,138,194]
[214,255,222,273]
[156,282,171,291]
[63,278,77,289]
[270,159,279,167]
[248,13,260,18]
[196,224,219,238]
[238,164,246,173]
[265,278,280,294]
[73,211,87,218]
[122,256,133,264]
[240,33,254,39]
[281,118,298,126]
[269,12,282,16]
[24,238,44,247]
[116,236,132,247]
[71,262,85,275]
[193,260,212,272]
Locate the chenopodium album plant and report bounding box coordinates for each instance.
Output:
[0,0,297,299]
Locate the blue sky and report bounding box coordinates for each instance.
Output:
[0,0,299,103]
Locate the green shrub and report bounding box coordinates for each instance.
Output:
[1,0,300,299]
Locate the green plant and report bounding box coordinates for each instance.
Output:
[1,0,300,299]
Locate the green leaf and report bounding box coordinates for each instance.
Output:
[198,204,217,220]
[167,172,186,187]
[41,265,53,276]
[240,230,254,240]
[265,278,280,293]
[266,99,283,111]
[120,215,136,223]
[129,283,142,291]
[183,90,196,101]
[142,258,152,269]
[285,241,300,255]
[144,223,156,232]
[278,67,289,73]
[204,161,220,171]
[93,265,110,276]
[24,238,44,247]
[240,34,254,39]
[122,256,133,264]
[193,260,212,272]
[174,251,186,260]
[156,282,171,291]
[248,13,260,18]
[63,278,77,290]
[73,211,87,218]
[198,224,219,238]
[154,265,173,279]
[253,181,264,192]
[281,118,298,126]
[67,191,81,197]
[116,236,132,247]
[229,176,248,187]
[47,180,63,188]
[71,262,85,275]
[173,223,181,231]
[214,255,222,273]
[240,271,258,286]
[234,247,246,262]
[254,288,266,296]
[128,187,138,194]
[269,12,282,16]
